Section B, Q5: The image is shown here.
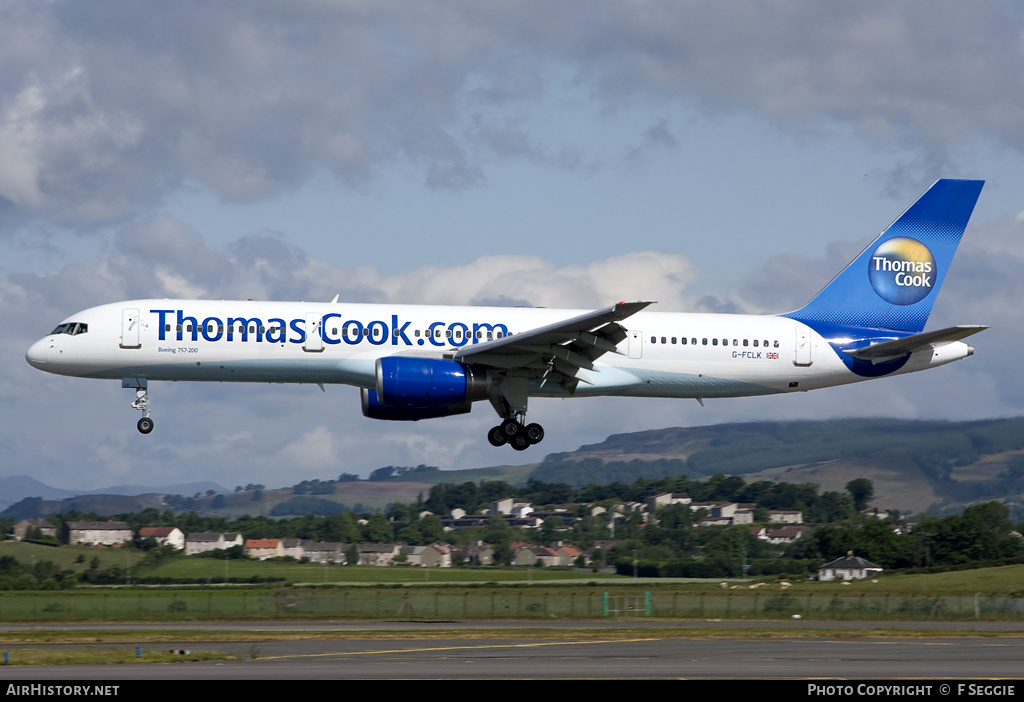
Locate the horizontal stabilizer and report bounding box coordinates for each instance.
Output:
[844,325,988,362]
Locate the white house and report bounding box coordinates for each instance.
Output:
[65,522,133,546]
[819,554,883,581]
[138,526,185,550]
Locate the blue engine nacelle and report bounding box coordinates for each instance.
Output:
[375,356,488,407]
[361,357,490,421]
[361,388,472,421]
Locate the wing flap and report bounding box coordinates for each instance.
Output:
[454,300,653,391]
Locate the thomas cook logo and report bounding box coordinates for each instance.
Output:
[868,237,936,305]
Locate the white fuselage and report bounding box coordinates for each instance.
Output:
[25,299,973,401]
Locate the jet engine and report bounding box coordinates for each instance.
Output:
[361,357,490,421]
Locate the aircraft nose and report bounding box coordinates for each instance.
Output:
[25,338,48,369]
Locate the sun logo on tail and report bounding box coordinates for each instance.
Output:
[867,237,936,306]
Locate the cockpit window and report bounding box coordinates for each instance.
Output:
[50,322,88,336]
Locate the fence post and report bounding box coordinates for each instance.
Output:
[603,592,608,617]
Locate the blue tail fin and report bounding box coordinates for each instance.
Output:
[783,179,984,333]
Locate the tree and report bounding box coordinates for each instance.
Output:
[364,514,393,542]
[419,514,445,543]
[846,479,874,512]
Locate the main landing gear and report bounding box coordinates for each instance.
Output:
[123,377,154,434]
[487,413,545,451]
[486,376,543,451]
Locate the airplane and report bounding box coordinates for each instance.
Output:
[26,179,986,451]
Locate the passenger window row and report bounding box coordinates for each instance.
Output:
[162,324,510,341]
[649,335,780,348]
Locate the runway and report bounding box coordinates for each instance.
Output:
[0,620,1022,679]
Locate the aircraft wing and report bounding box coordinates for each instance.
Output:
[454,300,653,391]
[843,325,988,363]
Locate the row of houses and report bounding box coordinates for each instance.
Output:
[9,518,606,568]
[10,495,812,553]
[9,519,889,578]
[440,496,806,537]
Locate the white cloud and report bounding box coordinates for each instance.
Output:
[1,2,1022,229]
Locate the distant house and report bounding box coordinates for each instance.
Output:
[302,541,346,564]
[359,543,400,566]
[491,498,534,518]
[490,497,514,515]
[761,526,811,545]
[769,510,803,524]
[400,543,452,567]
[185,532,244,556]
[647,493,692,511]
[244,538,283,560]
[11,518,57,541]
[461,541,494,565]
[65,522,133,547]
[512,544,561,567]
[554,544,583,567]
[692,502,754,526]
[280,538,305,559]
[819,554,883,582]
[138,527,185,550]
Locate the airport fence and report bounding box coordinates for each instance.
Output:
[0,588,1022,622]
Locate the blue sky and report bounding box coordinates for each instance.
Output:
[3,2,1024,491]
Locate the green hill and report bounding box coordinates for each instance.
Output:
[531,418,1024,517]
[8,418,1024,520]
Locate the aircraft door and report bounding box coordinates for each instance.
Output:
[794,324,812,366]
[120,308,141,349]
[628,331,643,359]
[304,314,324,352]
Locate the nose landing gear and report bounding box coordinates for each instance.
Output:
[123,377,154,434]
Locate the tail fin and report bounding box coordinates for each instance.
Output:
[784,179,984,332]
